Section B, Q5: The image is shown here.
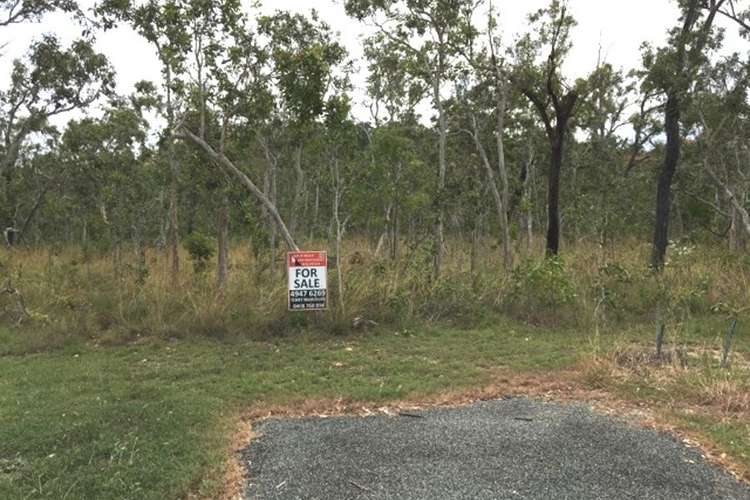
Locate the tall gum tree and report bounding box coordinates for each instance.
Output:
[346,0,478,279]
[640,0,727,270]
[97,0,192,284]
[575,62,631,251]
[258,10,349,242]
[170,4,300,251]
[172,6,348,255]
[362,32,425,258]
[452,3,514,269]
[0,35,114,237]
[689,54,750,246]
[513,0,584,257]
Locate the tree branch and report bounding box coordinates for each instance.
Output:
[521,88,554,139]
[177,126,299,251]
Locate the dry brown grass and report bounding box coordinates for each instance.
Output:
[2,237,749,351]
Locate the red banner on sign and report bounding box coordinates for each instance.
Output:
[288,251,327,268]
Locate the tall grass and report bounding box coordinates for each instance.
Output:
[1,236,748,353]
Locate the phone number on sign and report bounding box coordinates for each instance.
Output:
[289,290,327,298]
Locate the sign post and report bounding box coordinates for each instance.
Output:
[287,251,327,311]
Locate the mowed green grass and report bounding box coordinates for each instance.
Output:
[0,320,583,500]
[1,317,747,499]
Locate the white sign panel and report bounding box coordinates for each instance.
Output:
[287,251,327,311]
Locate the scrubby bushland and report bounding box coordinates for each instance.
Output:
[1,237,748,355]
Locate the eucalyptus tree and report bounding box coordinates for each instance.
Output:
[688,54,750,247]
[0,0,79,28]
[639,0,728,269]
[513,0,584,257]
[346,0,480,278]
[59,93,155,259]
[573,62,631,247]
[0,35,114,239]
[171,9,299,252]
[177,7,352,260]
[442,91,489,271]
[362,32,425,257]
[452,3,515,270]
[258,10,349,240]
[506,103,544,254]
[10,144,60,243]
[320,94,360,313]
[97,0,192,283]
[363,32,425,126]
[182,0,245,289]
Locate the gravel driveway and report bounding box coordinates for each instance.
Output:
[242,398,750,499]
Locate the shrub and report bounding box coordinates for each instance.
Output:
[184,232,215,274]
[504,256,581,326]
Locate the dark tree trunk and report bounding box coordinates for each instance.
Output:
[521,87,577,257]
[3,168,16,229]
[648,0,724,269]
[652,94,680,270]
[546,131,564,256]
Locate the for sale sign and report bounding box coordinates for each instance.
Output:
[287,251,327,311]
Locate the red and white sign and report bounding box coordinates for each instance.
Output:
[287,251,327,311]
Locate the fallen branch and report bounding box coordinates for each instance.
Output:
[398,412,424,419]
[348,480,373,493]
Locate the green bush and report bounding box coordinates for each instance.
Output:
[184,232,215,274]
[504,256,581,326]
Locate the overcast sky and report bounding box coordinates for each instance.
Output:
[1,0,747,126]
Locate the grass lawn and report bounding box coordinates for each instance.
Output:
[0,317,747,499]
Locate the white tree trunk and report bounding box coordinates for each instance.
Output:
[706,160,750,237]
[289,144,304,239]
[494,86,513,269]
[166,65,180,286]
[332,158,346,314]
[433,70,446,279]
[217,193,229,291]
[471,112,512,270]
[179,127,299,251]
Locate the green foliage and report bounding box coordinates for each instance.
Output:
[510,256,576,304]
[0,0,79,26]
[589,261,662,322]
[258,10,348,129]
[593,262,633,308]
[184,232,215,273]
[2,2,750,495]
[1,35,116,227]
[506,256,580,326]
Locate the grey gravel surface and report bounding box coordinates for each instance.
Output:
[241,398,750,499]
